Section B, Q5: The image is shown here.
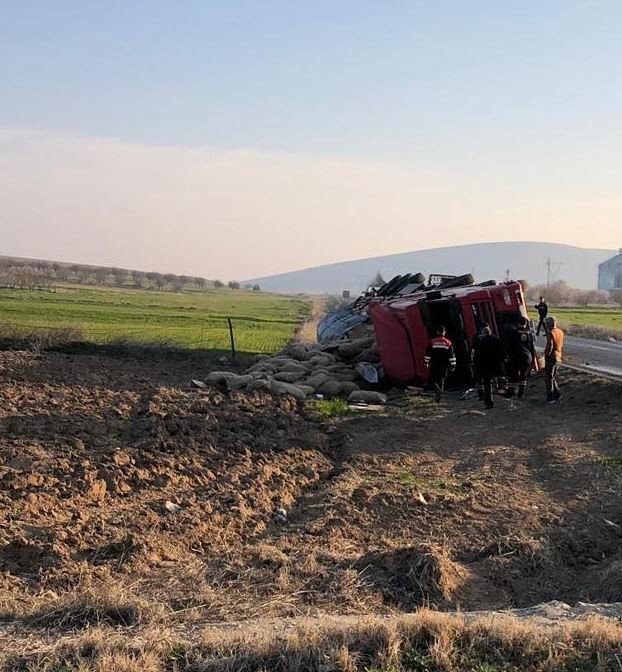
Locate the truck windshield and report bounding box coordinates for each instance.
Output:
[471,302,497,333]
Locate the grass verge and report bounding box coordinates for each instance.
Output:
[309,398,361,419]
[3,609,622,671]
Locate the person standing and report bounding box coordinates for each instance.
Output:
[534,296,548,336]
[544,316,564,403]
[471,326,505,409]
[424,326,457,403]
[505,317,537,399]
[470,325,488,400]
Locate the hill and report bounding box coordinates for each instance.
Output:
[248,242,615,293]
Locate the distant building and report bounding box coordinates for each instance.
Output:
[598,249,622,290]
[342,290,350,299]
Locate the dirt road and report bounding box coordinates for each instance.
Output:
[297,295,327,344]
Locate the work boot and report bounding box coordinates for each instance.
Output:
[434,384,442,403]
[517,385,526,399]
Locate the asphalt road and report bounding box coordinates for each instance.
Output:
[535,334,622,379]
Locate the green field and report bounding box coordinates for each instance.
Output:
[553,306,622,331]
[530,305,622,337]
[0,286,311,354]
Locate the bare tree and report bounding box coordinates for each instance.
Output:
[228,280,240,290]
[163,273,177,288]
[95,268,109,285]
[69,264,82,282]
[55,264,71,282]
[145,271,158,289]
[132,271,146,289]
[77,269,91,285]
[610,289,622,306]
[214,279,224,289]
[111,268,127,287]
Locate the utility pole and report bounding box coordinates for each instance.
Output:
[505,268,511,282]
[546,258,563,286]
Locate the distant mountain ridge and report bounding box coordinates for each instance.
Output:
[248,242,616,294]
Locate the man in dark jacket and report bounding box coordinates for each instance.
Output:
[424,326,457,403]
[470,325,489,400]
[472,326,505,409]
[534,297,548,336]
[505,317,537,399]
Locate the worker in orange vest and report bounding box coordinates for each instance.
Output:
[544,316,564,403]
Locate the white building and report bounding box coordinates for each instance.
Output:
[598,250,622,290]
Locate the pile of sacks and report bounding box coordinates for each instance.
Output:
[204,336,387,404]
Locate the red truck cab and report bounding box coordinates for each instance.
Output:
[369,281,528,386]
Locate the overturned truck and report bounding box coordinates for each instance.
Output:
[318,273,529,388]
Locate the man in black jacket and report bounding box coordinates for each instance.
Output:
[505,317,537,399]
[534,297,548,336]
[470,325,488,400]
[472,326,505,409]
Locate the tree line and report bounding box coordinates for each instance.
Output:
[0,258,259,293]
[523,280,622,306]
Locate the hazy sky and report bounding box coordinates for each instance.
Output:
[1,1,621,279]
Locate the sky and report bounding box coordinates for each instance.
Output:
[1,1,621,280]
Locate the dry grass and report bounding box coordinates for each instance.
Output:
[0,323,236,361]
[561,322,621,342]
[22,583,165,630]
[356,544,467,611]
[0,323,86,352]
[3,609,622,671]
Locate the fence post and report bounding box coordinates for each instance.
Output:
[227,318,236,360]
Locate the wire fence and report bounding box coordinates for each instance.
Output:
[0,316,295,356]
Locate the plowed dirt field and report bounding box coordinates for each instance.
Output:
[1,349,622,668]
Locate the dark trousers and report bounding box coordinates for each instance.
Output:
[429,368,448,402]
[482,375,495,408]
[472,368,484,400]
[506,357,532,398]
[545,359,561,401]
[536,316,547,336]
